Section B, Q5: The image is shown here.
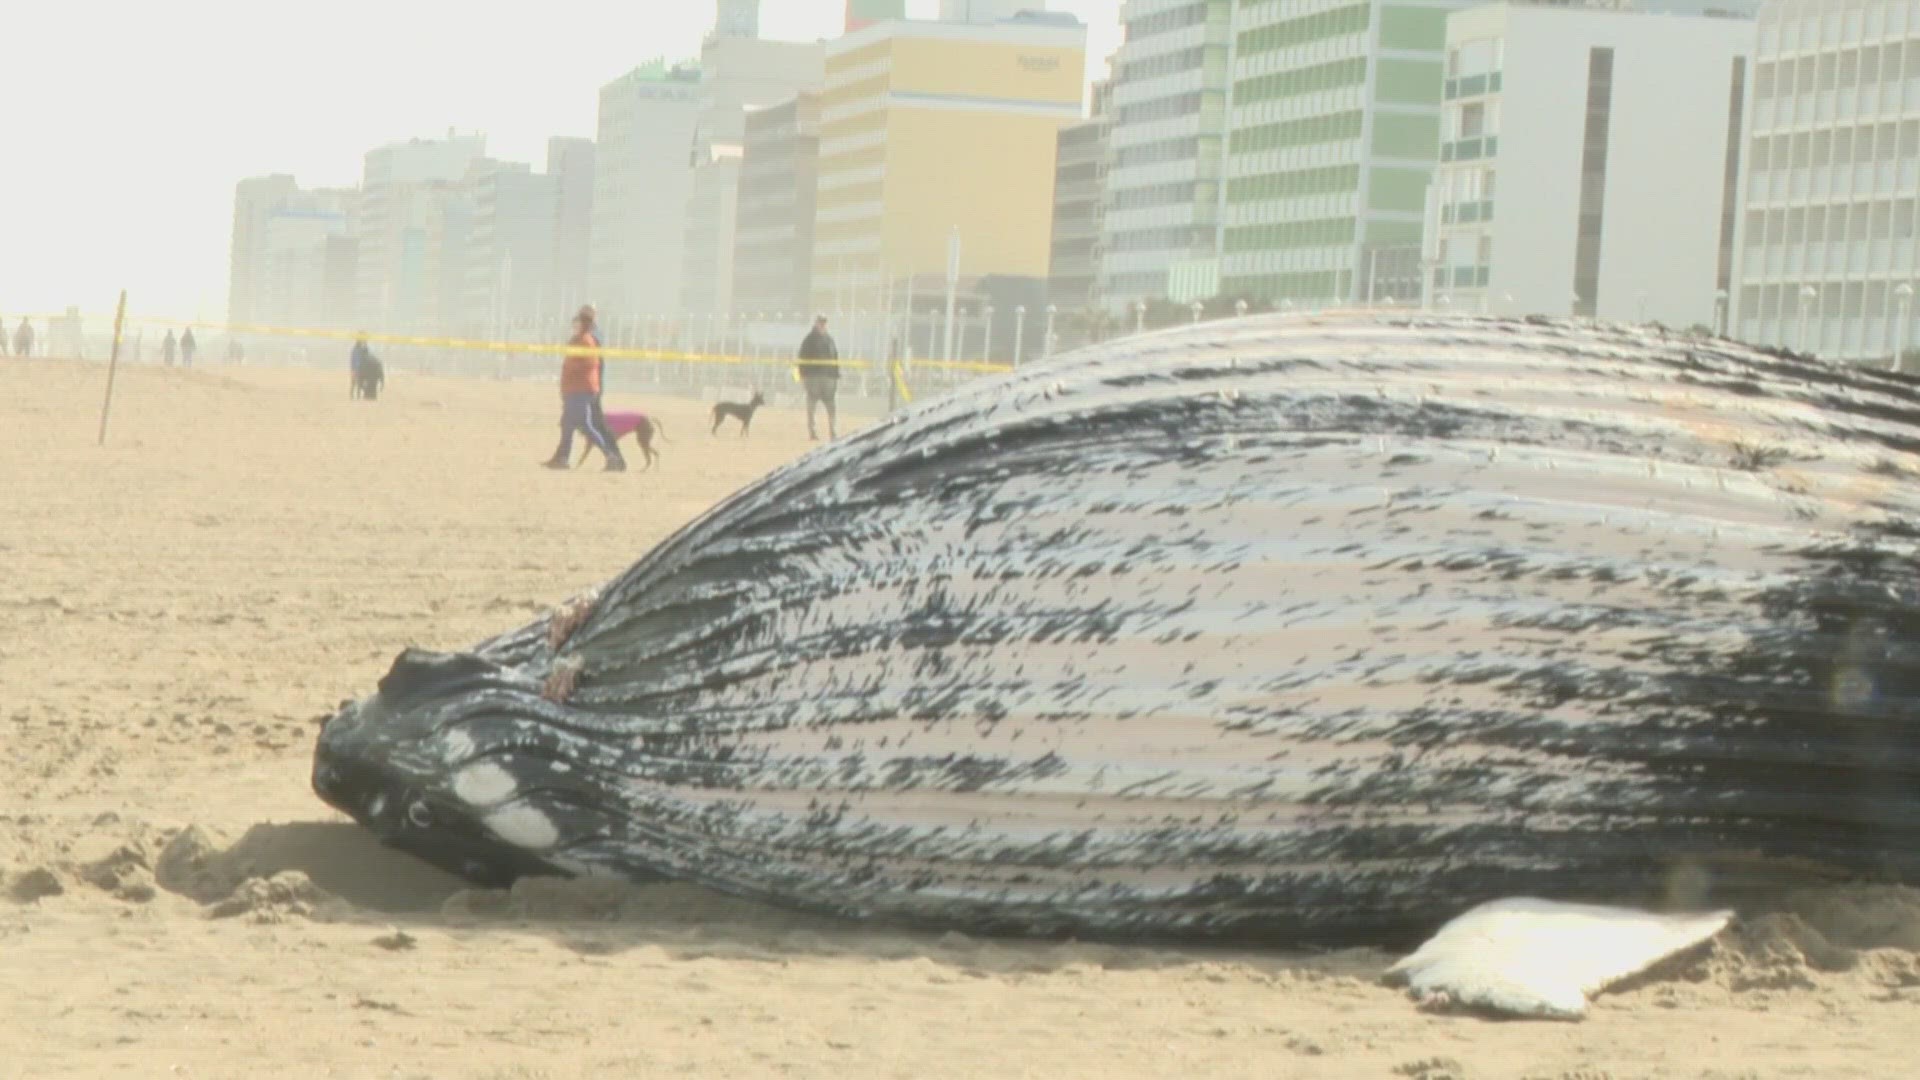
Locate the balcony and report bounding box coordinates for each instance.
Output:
[1444,72,1502,100]
[1441,137,1498,163]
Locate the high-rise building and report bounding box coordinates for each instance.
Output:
[547,137,597,313]
[1051,78,1111,312]
[1219,2,1481,305]
[847,0,907,33]
[588,62,703,317]
[1099,1,1233,310]
[1730,0,1920,363]
[1429,4,1753,327]
[464,162,560,337]
[812,17,1087,323]
[941,0,1041,23]
[229,175,298,325]
[229,180,357,331]
[356,131,488,332]
[681,34,827,315]
[717,0,761,39]
[734,93,822,317]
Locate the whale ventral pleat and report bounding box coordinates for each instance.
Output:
[376,649,502,705]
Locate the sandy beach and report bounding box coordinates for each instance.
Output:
[2,356,1916,1079]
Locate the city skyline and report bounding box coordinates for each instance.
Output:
[0,0,1120,325]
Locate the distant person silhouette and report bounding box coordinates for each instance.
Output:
[13,318,33,358]
[180,328,196,367]
[162,330,177,367]
[0,317,9,357]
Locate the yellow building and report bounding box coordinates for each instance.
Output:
[812,17,1088,315]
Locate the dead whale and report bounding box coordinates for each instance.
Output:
[312,313,1920,1017]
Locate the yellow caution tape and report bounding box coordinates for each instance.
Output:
[17,312,1015,376]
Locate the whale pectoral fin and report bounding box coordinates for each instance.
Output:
[1383,898,1734,1020]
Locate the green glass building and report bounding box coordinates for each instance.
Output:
[1219,1,1476,304]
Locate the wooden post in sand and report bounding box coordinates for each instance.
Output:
[96,291,128,447]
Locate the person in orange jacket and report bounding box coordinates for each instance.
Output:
[542,306,626,471]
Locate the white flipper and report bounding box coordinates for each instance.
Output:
[1385,897,1734,1019]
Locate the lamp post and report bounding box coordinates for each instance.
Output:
[1190,300,1204,324]
[1714,289,1729,337]
[984,305,996,362]
[1044,304,1058,359]
[1013,305,1027,365]
[1895,283,1914,371]
[1798,284,1818,353]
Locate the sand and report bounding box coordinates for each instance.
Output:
[2,356,1916,1080]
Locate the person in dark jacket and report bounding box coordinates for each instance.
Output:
[180,327,197,368]
[12,318,31,358]
[162,330,177,367]
[350,335,376,399]
[796,315,839,441]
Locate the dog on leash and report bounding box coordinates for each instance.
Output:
[577,409,668,471]
[352,357,385,401]
[710,390,766,437]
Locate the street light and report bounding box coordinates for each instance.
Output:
[1044,304,1058,359]
[1013,305,1027,365]
[1798,284,1818,354]
[1895,283,1914,371]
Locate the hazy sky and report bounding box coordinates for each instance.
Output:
[0,1,1120,325]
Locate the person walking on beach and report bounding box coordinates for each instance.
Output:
[797,314,840,441]
[180,327,197,368]
[0,317,9,357]
[542,306,626,472]
[13,318,34,358]
[577,304,611,437]
[350,334,373,397]
[162,330,177,367]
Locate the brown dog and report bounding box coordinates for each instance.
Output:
[576,409,667,470]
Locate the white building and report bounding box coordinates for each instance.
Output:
[1730,0,1920,364]
[941,0,1043,23]
[681,29,827,316]
[547,137,597,314]
[1099,0,1232,311]
[588,62,703,318]
[228,177,359,331]
[464,162,559,338]
[356,132,488,332]
[1430,3,1754,328]
[734,93,822,317]
[229,175,299,326]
